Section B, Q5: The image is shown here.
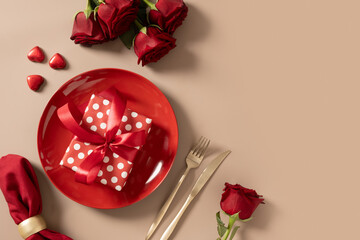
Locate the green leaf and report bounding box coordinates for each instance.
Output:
[229,226,240,240]
[216,238,221,240]
[216,212,225,226]
[216,212,227,237]
[137,5,148,25]
[119,23,138,49]
[218,225,227,238]
[91,0,100,7]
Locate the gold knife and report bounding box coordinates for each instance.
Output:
[159,150,231,240]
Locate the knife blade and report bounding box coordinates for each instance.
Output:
[188,150,231,198]
[159,150,231,240]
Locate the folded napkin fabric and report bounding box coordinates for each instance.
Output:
[0,154,72,240]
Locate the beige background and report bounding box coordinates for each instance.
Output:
[1,0,360,239]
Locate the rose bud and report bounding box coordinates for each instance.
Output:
[220,183,264,220]
[147,0,188,35]
[134,26,176,66]
[97,0,140,40]
[70,12,107,46]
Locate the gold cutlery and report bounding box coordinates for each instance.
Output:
[146,136,210,240]
[160,150,231,240]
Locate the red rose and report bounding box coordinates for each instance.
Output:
[97,0,140,40]
[70,12,107,46]
[148,0,188,35]
[134,26,176,66]
[220,183,264,219]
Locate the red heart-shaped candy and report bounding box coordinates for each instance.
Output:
[49,53,66,69]
[27,75,44,91]
[27,46,45,62]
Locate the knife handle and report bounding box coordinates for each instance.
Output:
[146,167,191,240]
[160,195,194,240]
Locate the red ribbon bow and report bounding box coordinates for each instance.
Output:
[57,88,146,185]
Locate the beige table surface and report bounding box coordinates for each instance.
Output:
[1,0,360,239]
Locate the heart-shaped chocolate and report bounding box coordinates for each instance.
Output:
[27,46,45,63]
[49,53,66,69]
[27,75,44,91]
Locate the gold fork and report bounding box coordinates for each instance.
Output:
[145,136,210,240]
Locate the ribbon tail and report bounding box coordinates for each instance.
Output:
[101,88,127,140]
[57,102,104,144]
[75,147,106,184]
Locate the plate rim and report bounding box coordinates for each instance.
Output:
[37,68,179,209]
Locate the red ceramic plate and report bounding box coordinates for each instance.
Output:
[37,68,178,209]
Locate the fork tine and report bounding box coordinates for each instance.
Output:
[198,138,210,158]
[192,136,205,155]
[191,136,203,153]
[190,136,202,151]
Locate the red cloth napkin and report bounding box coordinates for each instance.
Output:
[0,154,72,240]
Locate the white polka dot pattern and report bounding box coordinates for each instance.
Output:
[121,171,128,178]
[103,156,110,163]
[117,162,124,169]
[67,157,74,164]
[59,93,152,191]
[93,103,99,110]
[111,176,118,183]
[107,165,114,172]
[86,116,93,123]
[97,112,103,119]
[125,124,132,131]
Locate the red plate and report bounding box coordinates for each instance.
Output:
[37,68,178,208]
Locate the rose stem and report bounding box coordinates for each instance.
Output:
[83,0,95,18]
[134,19,145,30]
[142,0,157,10]
[221,214,237,240]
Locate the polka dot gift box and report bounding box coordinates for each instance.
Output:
[58,91,152,191]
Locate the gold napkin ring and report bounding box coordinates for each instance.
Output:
[18,215,47,239]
